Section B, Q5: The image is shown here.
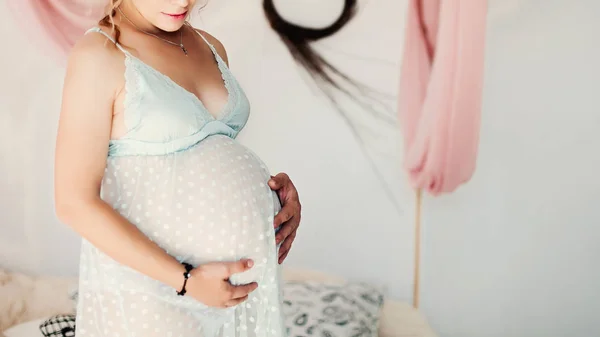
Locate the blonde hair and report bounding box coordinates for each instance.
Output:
[98,0,123,42]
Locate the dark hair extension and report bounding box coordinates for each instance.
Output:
[263,0,358,91]
[263,0,402,214]
[263,0,394,121]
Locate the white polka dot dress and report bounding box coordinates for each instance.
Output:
[76,28,286,337]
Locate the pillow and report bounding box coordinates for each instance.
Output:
[0,268,77,333]
[282,280,385,337]
[38,315,76,337]
[2,315,76,337]
[2,318,45,337]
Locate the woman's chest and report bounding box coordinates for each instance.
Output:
[109,57,250,143]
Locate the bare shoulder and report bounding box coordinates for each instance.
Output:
[65,26,125,89]
[192,28,229,66]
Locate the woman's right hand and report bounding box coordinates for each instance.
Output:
[185,258,258,308]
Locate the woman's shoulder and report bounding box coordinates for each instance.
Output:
[191,27,229,65]
[64,25,125,91]
[69,25,125,69]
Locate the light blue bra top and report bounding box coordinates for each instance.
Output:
[85,26,251,157]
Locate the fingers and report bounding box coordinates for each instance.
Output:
[279,231,295,254]
[212,259,257,308]
[268,177,280,189]
[275,217,297,244]
[224,295,249,308]
[218,282,257,308]
[193,259,259,309]
[227,281,259,300]
[274,206,294,229]
[224,258,254,277]
[278,231,296,263]
[273,197,301,230]
[278,249,290,264]
[268,172,289,190]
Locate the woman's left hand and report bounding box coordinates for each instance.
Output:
[268,173,301,264]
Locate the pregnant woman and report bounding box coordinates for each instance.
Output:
[54,0,301,336]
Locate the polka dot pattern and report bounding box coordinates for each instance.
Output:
[76,135,285,336]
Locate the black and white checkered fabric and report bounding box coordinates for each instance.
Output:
[39,314,76,337]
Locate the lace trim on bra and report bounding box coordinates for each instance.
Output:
[119,49,240,138]
[122,55,143,134]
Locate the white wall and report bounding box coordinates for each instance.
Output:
[0,0,414,301]
[420,1,600,337]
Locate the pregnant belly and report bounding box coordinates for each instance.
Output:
[100,135,281,286]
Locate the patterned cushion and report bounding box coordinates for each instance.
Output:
[39,314,76,337]
[282,280,385,337]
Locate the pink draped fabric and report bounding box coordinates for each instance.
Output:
[6,0,106,64]
[398,0,488,195]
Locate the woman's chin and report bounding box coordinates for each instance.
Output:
[157,12,188,31]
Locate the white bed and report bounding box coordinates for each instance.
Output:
[1,267,437,337]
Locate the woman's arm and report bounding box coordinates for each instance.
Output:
[54,34,185,291]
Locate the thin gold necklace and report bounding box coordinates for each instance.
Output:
[117,7,188,56]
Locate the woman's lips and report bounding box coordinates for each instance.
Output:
[164,11,187,20]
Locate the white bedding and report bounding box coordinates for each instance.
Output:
[3,319,45,337]
[1,267,438,337]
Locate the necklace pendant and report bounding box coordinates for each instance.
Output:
[181,44,188,56]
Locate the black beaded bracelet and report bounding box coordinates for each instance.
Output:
[176,262,194,296]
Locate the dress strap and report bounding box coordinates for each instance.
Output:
[184,23,222,60]
[85,27,129,54]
